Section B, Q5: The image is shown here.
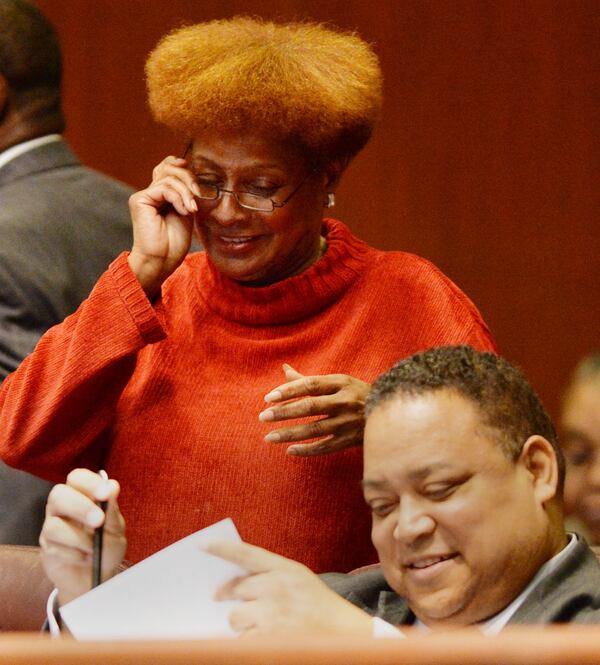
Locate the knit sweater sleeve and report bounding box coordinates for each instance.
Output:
[397,253,498,354]
[0,253,167,481]
[363,250,498,356]
[433,267,498,354]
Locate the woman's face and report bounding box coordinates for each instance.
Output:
[187,131,334,285]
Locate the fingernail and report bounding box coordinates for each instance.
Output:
[192,183,202,197]
[86,506,104,528]
[190,199,198,212]
[96,471,110,501]
[287,447,299,456]
[258,409,274,422]
[264,390,282,402]
[264,432,281,443]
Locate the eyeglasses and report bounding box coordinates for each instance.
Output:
[192,174,310,213]
[183,145,311,213]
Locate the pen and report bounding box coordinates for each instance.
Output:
[92,469,109,588]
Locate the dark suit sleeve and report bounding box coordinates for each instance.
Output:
[0,261,52,380]
[0,258,56,544]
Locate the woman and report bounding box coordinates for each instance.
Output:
[561,353,600,545]
[0,18,495,572]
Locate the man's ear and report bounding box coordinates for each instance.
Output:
[518,435,559,504]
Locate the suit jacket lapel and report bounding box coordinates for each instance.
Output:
[344,587,415,625]
[376,589,415,625]
[509,538,600,624]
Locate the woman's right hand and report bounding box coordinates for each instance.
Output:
[127,156,200,299]
[40,469,127,606]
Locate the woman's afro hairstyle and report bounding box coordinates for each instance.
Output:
[145,17,382,165]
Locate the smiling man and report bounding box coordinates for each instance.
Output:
[207,346,600,634]
[345,345,599,631]
[41,346,600,635]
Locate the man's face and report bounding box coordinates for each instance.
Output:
[363,389,553,627]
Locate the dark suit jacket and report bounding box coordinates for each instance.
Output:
[0,138,133,544]
[322,538,600,626]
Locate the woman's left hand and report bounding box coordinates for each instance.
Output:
[259,365,370,456]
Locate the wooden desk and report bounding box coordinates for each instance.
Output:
[1,626,599,664]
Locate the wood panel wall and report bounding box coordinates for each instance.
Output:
[34,0,599,418]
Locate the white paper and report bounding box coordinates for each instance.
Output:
[60,518,243,640]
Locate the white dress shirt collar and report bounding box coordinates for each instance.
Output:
[0,134,62,171]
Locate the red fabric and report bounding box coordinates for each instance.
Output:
[0,220,496,571]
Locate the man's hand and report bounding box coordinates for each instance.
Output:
[40,468,127,606]
[127,156,198,299]
[206,540,373,637]
[259,364,371,456]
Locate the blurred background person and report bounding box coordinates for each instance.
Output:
[561,353,600,545]
[0,17,495,572]
[0,0,133,544]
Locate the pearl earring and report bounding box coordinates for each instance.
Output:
[326,193,336,208]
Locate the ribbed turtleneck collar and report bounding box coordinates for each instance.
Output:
[193,219,372,325]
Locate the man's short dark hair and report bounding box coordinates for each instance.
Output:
[0,0,63,123]
[366,346,565,489]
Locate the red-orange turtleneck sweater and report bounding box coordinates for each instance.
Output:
[0,220,496,571]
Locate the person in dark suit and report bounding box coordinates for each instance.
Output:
[0,0,132,544]
[40,347,600,635]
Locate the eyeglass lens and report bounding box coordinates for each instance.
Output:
[195,184,274,211]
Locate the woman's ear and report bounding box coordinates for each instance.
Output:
[519,435,560,505]
[321,158,347,193]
